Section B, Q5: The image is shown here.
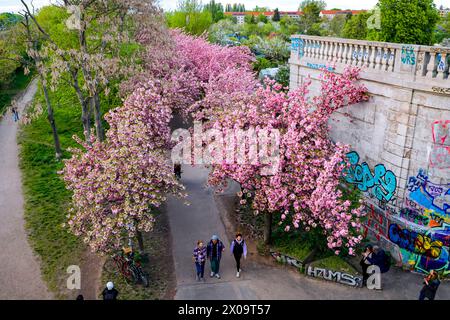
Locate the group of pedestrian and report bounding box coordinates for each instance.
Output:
[10,105,19,122]
[193,233,247,281]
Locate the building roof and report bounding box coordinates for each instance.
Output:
[224,10,366,17]
[320,10,366,15]
[224,11,303,17]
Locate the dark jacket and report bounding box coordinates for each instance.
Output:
[421,279,441,300]
[368,250,390,273]
[207,240,224,261]
[102,288,119,300]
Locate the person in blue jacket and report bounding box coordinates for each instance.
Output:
[207,235,225,279]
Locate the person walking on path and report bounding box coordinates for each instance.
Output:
[174,162,182,180]
[207,235,225,279]
[193,240,207,282]
[230,233,247,278]
[102,281,119,300]
[419,270,441,300]
[11,105,19,122]
[360,244,374,286]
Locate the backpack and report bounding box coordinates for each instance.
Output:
[103,289,117,300]
[381,250,391,273]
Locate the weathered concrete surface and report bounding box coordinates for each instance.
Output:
[166,165,449,300]
[0,79,52,299]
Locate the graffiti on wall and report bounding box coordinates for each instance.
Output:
[306,63,334,71]
[270,251,303,269]
[429,120,450,170]
[401,46,416,65]
[306,266,363,287]
[291,38,305,58]
[344,151,397,203]
[407,169,449,216]
[361,168,450,275]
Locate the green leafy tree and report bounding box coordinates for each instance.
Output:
[273,8,281,22]
[298,0,326,34]
[434,13,450,44]
[204,0,224,22]
[257,14,268,24]
[342,12,371,40]
[368,0,440,45]
[245,14,256,24]
[328,14,348,37]
[167,0,213,35]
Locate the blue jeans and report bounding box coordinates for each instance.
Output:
[195,262,205,278]
[13,112,19,122]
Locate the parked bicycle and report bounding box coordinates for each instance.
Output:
[113,246,149,287]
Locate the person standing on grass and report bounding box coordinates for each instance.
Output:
[419,270,441,300]
[193,240,207,282]
[230,232,247,278]
[207,235,225,279]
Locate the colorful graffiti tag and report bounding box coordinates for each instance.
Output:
[290,38,307,58]
[361,168,450,275]
[407,169,449,216]
[344,151,397,202]
[306,63,334,71]
[306,266,362,287]
[401,46,416,65]
[429,120,450,170]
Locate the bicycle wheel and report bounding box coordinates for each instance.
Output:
[139,269,149,287]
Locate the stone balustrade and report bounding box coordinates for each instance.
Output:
[290,35,450,94]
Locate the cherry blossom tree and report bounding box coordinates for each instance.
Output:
[207,67,369,254]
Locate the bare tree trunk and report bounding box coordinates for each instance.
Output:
[71,71,91,143]
[91,93,104,142]
[264,212,273,245]
[136,230,145,254]
[41,76,63,160]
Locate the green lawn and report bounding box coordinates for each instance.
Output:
[0,68,33,116]
[18,81,118,298]
[309,256,358,274]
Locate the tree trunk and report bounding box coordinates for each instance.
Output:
[41,77,63,160]
[264,212,273,245]
[136,230,145,254]
[71,71,91,143]
[91,93,104,142]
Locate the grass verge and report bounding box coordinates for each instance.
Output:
[100,207,176,300]
[18,81,118,298]
[0,68,32,116]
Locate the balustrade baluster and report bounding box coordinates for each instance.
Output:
[426,52,437,79]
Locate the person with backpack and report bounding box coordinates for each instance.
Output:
[193,240,207,282]
[360,244,374,286]
[368,246,391,273]
[206,235,225,279]
[230,233,247,278]
[419,270,441,300]
[102,281,119,300]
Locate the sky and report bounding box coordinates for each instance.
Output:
[1,0,450,13]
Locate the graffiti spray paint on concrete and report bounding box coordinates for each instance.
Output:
[401,46,416,65]
[429,120,450,170]
[362,169,450,275]
[306,63,334,71]
[306,266,363,287]
[270,251,303,270]
[344,151,397,203]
